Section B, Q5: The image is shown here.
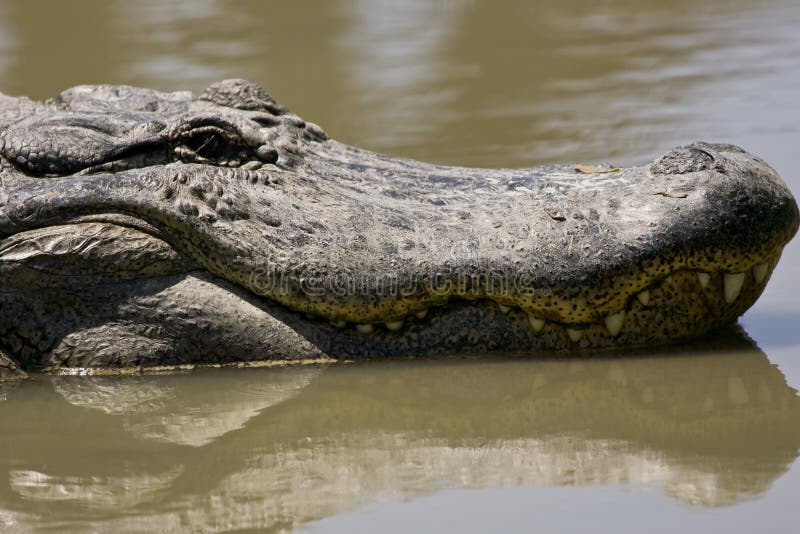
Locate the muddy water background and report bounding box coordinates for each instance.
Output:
[1,0,800,532]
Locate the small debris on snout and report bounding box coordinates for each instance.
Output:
[651,190,689,198]
[574,164,620,174]
[544,207,566,221]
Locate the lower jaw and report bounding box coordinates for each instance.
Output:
[3,263,770,372]
[324,266,771,357]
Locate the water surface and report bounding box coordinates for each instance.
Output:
[1,1,800,532]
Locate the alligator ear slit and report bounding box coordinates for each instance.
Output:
[252,116,280,128]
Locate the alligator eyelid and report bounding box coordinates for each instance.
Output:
[180,124,236,138]
[693,148,716,161]
[184,116,242,135]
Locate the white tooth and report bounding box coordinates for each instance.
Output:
[415,310,428,319]
[331,320,347,329]
[498,304,511,314]
[637,290,650,306]
[527,314,545,333]
[605,311,625,336]
[567,328,583,343]
[753,263,768,284]
[355,324,374,334]
[723,272,745,303]
[697,272,710,288]
[385,320,404,331]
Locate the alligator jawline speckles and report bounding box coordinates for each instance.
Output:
[320,258,777,349]
[513,259,777,346]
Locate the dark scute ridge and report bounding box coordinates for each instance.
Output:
[200,79,285,114]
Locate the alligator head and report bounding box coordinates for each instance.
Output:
[0,79,796,372]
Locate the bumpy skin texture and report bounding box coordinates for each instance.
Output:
[0,79,797,377]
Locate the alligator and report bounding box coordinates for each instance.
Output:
[0,79,796,379]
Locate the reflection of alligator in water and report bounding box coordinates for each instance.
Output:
[51,364,324,447]
[0,79,798,379]
[0,328,798,531]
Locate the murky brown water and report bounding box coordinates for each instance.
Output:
[1,1,800,532]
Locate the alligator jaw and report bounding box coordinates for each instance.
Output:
[0,80,797,371]
[0,222,783,369]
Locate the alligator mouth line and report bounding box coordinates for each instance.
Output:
[313,257,777,341]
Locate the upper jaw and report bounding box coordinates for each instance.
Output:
[0,142,795,330]
[257,141,798,326]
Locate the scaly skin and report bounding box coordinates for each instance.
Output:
[0,79,796,377]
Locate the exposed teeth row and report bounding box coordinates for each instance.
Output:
[527,263,768,341]
[334,313,424,333]
[327,305,459,333]
[331,310,428,334]
[335,262,769,336]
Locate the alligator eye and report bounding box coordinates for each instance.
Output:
[184,129,229,160]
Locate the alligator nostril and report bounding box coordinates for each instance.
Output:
[650,146,716,175]
[256,145,279,164]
